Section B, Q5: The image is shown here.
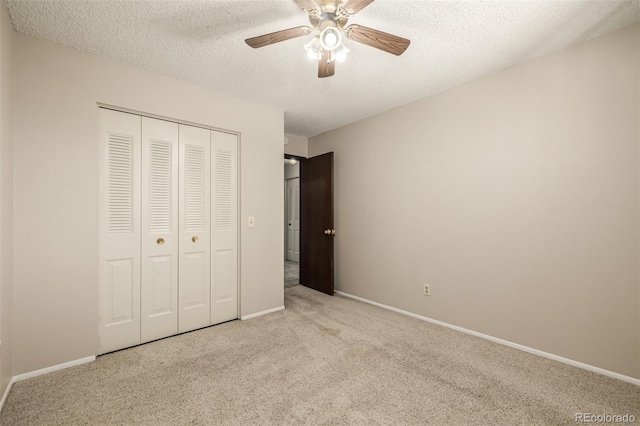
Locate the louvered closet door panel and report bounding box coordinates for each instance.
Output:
[210,131,238,325]
[178,124,211,333]
[141,117,179,343]
[99,108,142,354]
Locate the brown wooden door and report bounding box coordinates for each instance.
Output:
[299,152,334,295]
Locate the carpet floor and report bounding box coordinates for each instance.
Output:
[1,285,639,425]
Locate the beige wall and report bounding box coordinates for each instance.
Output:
[284,133,308,158]
[310,24,640,378]
[0,0,13,393]
[13,34,284,375]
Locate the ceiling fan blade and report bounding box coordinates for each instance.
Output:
[245,26,312,49]
[318,50,335,78]
[292,0,321,14]
[345,25,410,56]
[340,0,375,16]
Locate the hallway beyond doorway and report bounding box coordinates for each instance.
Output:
[284,261,299,288]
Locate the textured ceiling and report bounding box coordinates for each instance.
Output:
[6,0,640,137]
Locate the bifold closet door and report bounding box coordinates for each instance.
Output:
[210,131,238,324]
[99,109,142,355]
[100,109,238,353]
[141,117,179,343]
[178,125,212,333]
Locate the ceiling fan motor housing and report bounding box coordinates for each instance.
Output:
[309,2,349,31]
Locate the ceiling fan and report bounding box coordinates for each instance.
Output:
[245,0,411,78]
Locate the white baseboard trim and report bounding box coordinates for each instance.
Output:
[335,291,640,387]
[241,306,285,321]
[0,355,96,414]
[0,377,14,414]
[12,355,96,383]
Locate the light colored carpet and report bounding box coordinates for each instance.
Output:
[2,285,639,425]
[284,260,299,288]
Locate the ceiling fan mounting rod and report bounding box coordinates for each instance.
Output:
[318,0,339,14]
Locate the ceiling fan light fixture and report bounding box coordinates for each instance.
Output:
[304,37,323,61]
[333,43,350,62]
[306,48,322,61]
[319,27,342,51]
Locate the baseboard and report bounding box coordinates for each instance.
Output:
[335,291,640,387]
[0,355,96,414]
[12,356,96,383]
[0,377,13,414]
[241,305,285,321]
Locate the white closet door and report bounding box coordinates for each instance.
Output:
[141,117,179,343]
[99,109,142,354]
[178,124,211,333]
[210,131,238,325]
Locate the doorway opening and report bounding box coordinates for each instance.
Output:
[283,152,335,295]
[284,155,303,288]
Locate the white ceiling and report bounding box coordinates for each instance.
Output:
[5,0,640,137]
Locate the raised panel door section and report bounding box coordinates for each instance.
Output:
[178,124,211,333]
[141,117,179,343]
[99,108,142,354]
[210,131,238,325]
[107,259,135,322]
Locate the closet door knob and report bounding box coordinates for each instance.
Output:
[192,236,199,243]
[156,238,165,245]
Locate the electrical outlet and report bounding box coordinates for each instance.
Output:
[423,284,431,296]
